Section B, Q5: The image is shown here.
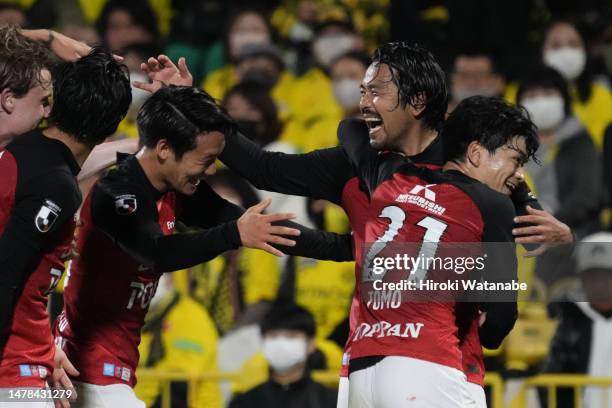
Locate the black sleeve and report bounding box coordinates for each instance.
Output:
[277,221,354,261]
[179,182,354,261]
[178,181,244,227]
[337,117,380,194]
[474,190,519,349]
[0,171,79,338]
[219,128,355,205]
[91,183,242,273]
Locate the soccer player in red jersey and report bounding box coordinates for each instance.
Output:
[0,47,132,406]
[138,46,572,407]
[53,86,352,407]
[338,95,539,406]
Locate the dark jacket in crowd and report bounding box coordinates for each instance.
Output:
[539,302,612,408]
[229,375,337,408]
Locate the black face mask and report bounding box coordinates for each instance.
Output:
[241,69,278,89]
[236,119,260,142]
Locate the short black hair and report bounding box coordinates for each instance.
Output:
[442,96,539,164]
[517,65,572,117]
[137,86,236,159]
[49,46,131,146]
[261,302,316,338]
[371,42,448,131]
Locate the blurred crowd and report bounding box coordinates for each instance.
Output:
[2,0,612,407]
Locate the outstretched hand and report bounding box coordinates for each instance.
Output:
[133,55,193,93]
[237,198,300,257]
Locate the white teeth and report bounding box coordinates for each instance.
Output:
[192,179,201,187]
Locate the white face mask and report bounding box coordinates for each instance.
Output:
[543,47,586,80]
[521,95,565,131]
[229,31,270,58]
[262,335,308,374]
[333,78,362,110]
[313,34,355,68]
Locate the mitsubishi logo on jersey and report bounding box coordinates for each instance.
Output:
[396,184,446,216]
[409,184,437,201]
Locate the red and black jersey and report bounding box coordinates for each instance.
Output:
[0,129,81,387]
[339,118,518,374]
[220,119,529,383]
[55,154,351,387]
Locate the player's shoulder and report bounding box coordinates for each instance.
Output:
[439,170,515,219]
[93,156,155,218]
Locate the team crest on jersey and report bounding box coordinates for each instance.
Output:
[115,194,137,215]
[35,199,61,233]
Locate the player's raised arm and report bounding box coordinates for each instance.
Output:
[78,138,140,181]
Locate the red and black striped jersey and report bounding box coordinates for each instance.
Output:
[0,129,81,387]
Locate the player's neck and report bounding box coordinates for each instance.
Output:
[398,123,438,156]
[442,160,475,179]
[42,126,93,167]
[137,150,169,193]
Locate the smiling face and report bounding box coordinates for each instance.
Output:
[161,131,225,195]
[360,63,415,150]
[469,136,528,195]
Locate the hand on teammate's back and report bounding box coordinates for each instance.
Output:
[513,205,574,257]
[134,54,193,93]
[237,198,300,257]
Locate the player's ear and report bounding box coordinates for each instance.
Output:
[0,89,16,114]
[466,141,482,167]
[156,139,171,161]
[408,93,427,117]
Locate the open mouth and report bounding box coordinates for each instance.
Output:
[188,178,201,188]
[363,116,383,134]
[505,181,516,192]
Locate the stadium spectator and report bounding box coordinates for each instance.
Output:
[329,51,370,119]
[449,51,506,111]
[95,0,159,52]
[223,81,311,227]
[115,43,162,139]
[202,7,275,100]
[135,273,223,407]
[228,303,337,408]
[541,20,612,150]
[518,65,603,239]
[540,232,612,408]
